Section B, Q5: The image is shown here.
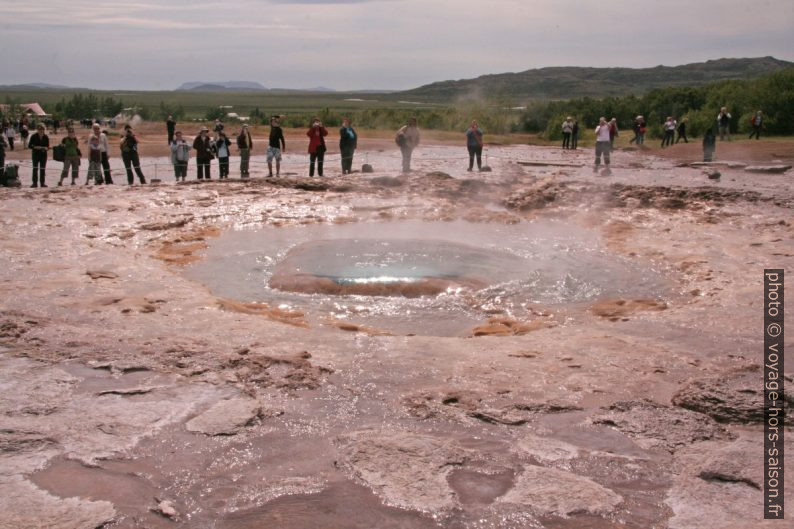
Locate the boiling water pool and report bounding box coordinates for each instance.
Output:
[187,220,669,336]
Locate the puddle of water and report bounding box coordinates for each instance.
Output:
[187,220,669,336]
[219,480,440,529]
[447,469,515,505]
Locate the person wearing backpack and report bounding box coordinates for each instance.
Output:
[561,117,574,149]
[119,125,147,185]
[58,127,81,186]
[396,117,420,173]
[28,124,50,187]
[306,117,328,177]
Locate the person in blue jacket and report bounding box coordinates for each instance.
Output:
[339,118,357,174]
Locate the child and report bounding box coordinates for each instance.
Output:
[703,127,716,162]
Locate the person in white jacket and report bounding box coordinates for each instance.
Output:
[170,131,191,182]
[89,123,113,184]
[594,117,612,175]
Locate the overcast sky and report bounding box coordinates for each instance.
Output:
[1,0,792,91]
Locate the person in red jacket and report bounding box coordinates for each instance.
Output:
[306,117,328,177]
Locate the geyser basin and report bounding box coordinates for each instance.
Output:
[186,220,670,336]
[269,239,524,297]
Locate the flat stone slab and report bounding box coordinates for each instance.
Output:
[689,162,747,169]
[185,398,262,436]
[499,465,622,516]
[744,165,792,174]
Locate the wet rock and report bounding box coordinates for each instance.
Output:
[512,434,580,463]
[185,397,262,436]
[471,317,553,337]
[96,386,160,397]
[361,164,374,173]
[480,165,493,172]
[0,474,116,529]
[704,169,721,180]
[499,465,622,516]
[590,400,731,452]
[86,270,118,280]
[666,433,794,529]
[336,431,468,511]
[503,181,563,211]
[671,365,793,425]
[153,499,178,519]
[370,176,403,187]
[139,214,194,231]
[744,165,791,174]
[590,298,667,321]
[403,389,580,425]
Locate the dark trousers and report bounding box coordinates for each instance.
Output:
[218,157,229,178]
[467,145,482,170]
[340,148,354,174]
[676,130,688,143]
[309,151,325,177]
[167,131,174,145]
[101,152,113,183]
[661,130,674,147]
[197,158,211,179]
[562,132,571,149]
[32,151,47,185]
[174,162,188,179]
[749,126,762,140]
[594,141,611,167]
[7,138,13,151]
[121,151,146,184]
[400,145,413,172]
[0,155,5,186]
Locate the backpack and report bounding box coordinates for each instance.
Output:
[52,144,66,162]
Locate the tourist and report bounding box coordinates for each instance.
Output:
[86,133,103,185]
[193,127,213,180]
[58,128,81,186]
[28,124,49,187]
[608,118,619,147]
[170,131,190,182]
[571,120,579,149]
[676,117,689,144]
[267,116,285,178]
[306,117,328,177]
[749,111,763,140]
[465,119,484,171]
[562,117,574,149]
[716,107,731,141]
[0,133,6,186]
[119,125,147,185]
[215,131,231,179]
[53,118,59,134]
[396,117,420,173]
[236,124,253,177]
[630,115,646,145]
[166,115,176,145]
[4,121,15,151]
[19,123,29,149]
[339,118,357,175]
[90,123,113,184]
[593,117,612,175]
[661,117,676,148]
[703,127,716,162]
[213,119,224,134]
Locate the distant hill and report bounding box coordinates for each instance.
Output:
[177,81,267,91]
[0,82,73,90]
[396,56,794,102]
